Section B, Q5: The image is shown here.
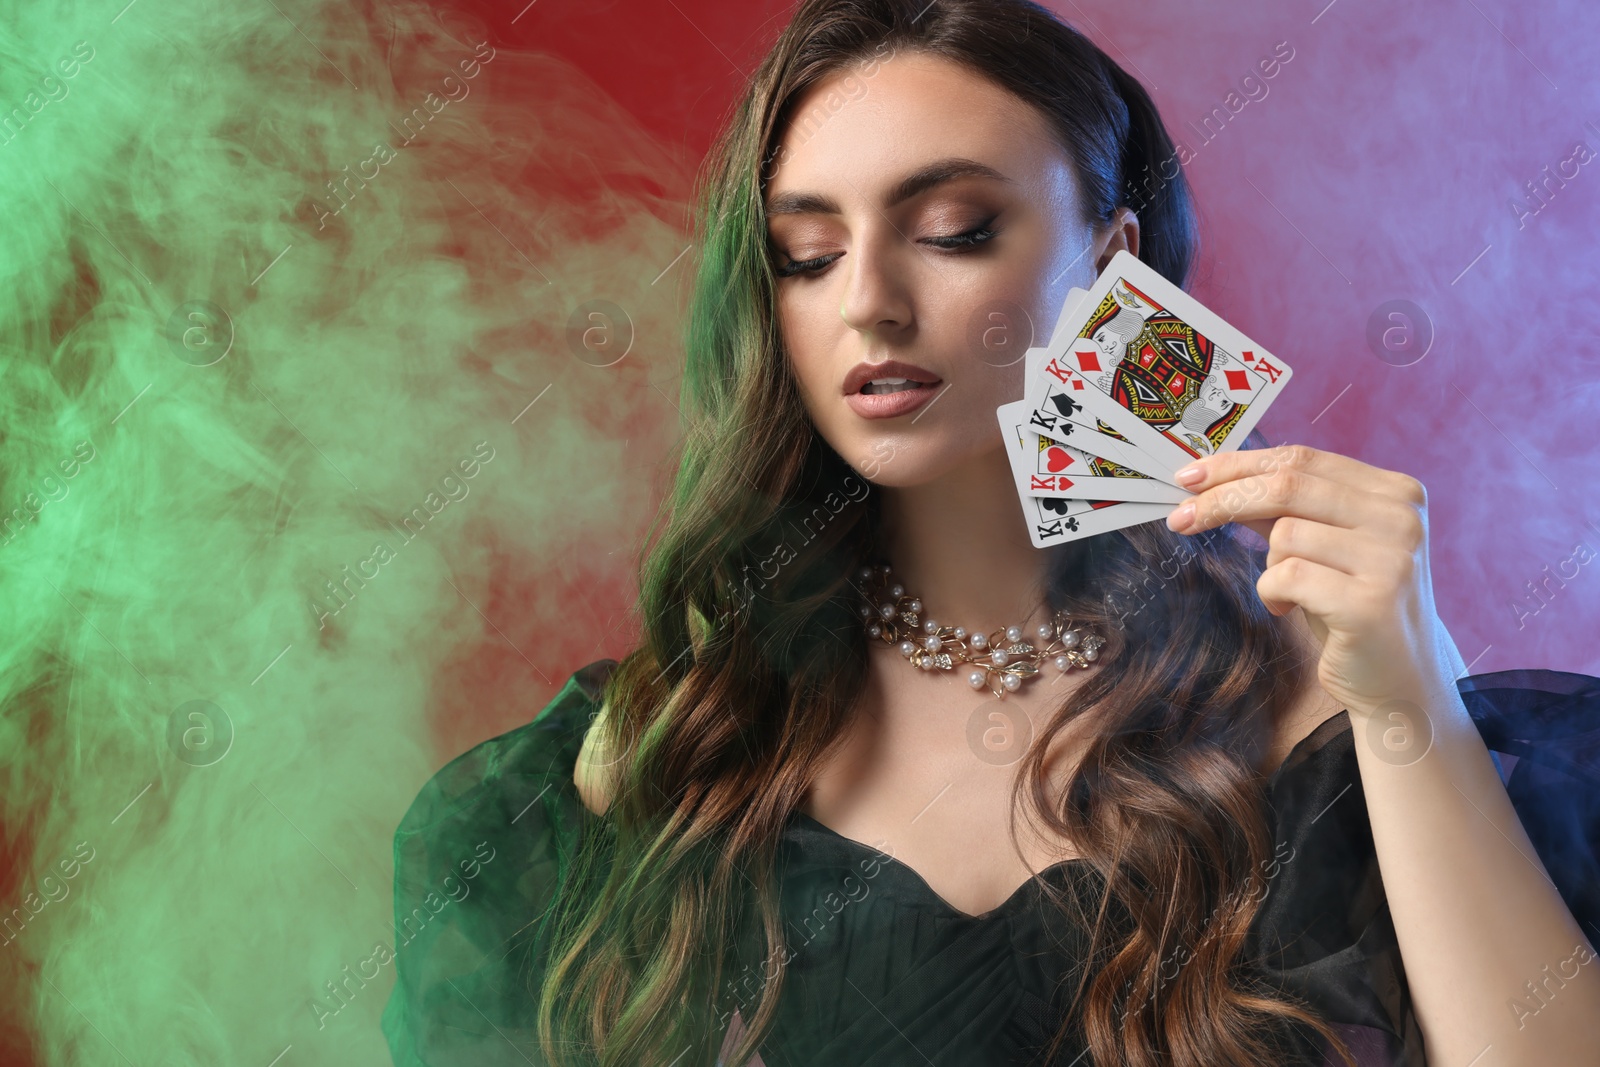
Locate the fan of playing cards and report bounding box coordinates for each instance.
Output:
[997,250,1293,548]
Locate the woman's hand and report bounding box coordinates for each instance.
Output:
[1163,444,1458,716]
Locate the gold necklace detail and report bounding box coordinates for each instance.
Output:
[856,562,1106,699]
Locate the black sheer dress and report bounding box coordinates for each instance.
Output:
[381,659,1600,1066]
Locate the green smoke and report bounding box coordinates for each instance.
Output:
[0,1,688,1063]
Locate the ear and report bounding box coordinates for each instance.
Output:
[1093,207,1141,273]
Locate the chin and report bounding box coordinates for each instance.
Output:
[840,434,981,490]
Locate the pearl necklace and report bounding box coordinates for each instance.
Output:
[856,562,1106,698]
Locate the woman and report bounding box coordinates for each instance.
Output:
[381,1,1600,1064]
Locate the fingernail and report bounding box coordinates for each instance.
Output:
[1174,465,1203,486]
[1167,502,1195,531]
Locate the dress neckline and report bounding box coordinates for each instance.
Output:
[781,709,1354,923]
[561,684,1354,924]
[784,808,1093,922]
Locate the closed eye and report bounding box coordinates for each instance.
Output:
[772,220,1000,278]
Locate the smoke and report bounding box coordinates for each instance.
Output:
[0,1,688,1063]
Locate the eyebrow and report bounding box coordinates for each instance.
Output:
[765,157,1012,217]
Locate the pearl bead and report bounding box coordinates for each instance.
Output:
[1061,630,1080,649]
[922,618,939,634]
[858,604,872,619]
[1005,625,1022,643]
[857,566,872,580]
[923,635,942,651]
[966,667,987,689]
[898,640,916,657]
[867,623,882,638]
[1053,654,1072,671]
[1035,622,1055,642]
[879,603,897,619]
[907,598,922,614]
[989,649,1009,667]
[1001,673,1022,692]
[1084,648,1098,662]
[951,626,966,640]
[970,632,989,650]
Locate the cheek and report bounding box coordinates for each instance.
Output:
[777,295,835,403]
[774,303,839,451]
[952,280,1048,391]
[776,301,815,394]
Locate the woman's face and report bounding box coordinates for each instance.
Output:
[764,50,1134,488]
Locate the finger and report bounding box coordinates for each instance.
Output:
[1173,444,1425,505]
[1261,589,1294,617]
[1170,467,1386,535]
[1299,604,1330,648]
[1264,516,1386,578]
[1255,554,1352,623]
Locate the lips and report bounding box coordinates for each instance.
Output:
[843,380,943,419]
[842,358,942,397]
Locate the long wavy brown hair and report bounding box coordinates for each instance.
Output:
[535,2,1357,1065]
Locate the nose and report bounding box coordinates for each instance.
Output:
[836,228,915,341]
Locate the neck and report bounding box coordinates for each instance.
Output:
[876,443,1067,635]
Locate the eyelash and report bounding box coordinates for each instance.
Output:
[773,220,1000,278]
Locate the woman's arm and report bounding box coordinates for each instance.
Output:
[1168,444,1600,1066]
[1348,672,1599,1065]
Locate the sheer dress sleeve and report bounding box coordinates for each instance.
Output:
[1249,667,1600,1066]
[380,659,616,1067]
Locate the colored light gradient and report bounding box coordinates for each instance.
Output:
[0,1,1595,1065]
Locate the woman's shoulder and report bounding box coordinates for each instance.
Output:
[1453,666,1600,750]
[1257,665,1600,913]
[382,657,621,1066]
[1267,666,1600,785]
[1249,667,1600,1062]
[1451,666,1600,928]
[1261,666,1600,894]
[393,657,618,841]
